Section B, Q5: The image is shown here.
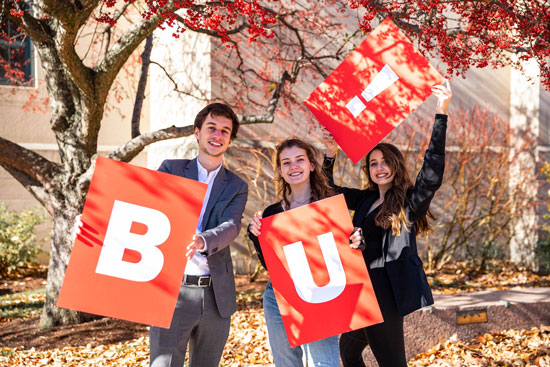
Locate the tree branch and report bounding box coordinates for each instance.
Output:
[41,0,99,27]
[96,3,176,102]
[3,3,52,43]
[109,125,195,163]
[0,137,63,196]
[0,163,55,216]
[149,61,209,100]
[36,0,101,102]
[78,2,133,63]
[110,68,291,162]
[240,70,291,125]
[131,33,154,138]
[54,27,97,104]
[174,13,248,36]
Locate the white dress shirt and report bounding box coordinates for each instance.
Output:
[184,159,223,276]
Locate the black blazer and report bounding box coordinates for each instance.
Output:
[324,114,447,316]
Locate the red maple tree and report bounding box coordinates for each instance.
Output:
[0,0,355,326]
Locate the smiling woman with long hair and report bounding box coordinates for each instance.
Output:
[247,138,359,367]
[322,81,452,367]
[361,142,434,237]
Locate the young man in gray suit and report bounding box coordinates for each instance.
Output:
[149,103,248,367]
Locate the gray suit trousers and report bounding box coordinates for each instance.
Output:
[149,284,231,367]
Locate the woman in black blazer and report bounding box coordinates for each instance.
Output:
[322,81,452,367]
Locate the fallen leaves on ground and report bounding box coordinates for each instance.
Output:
[0,292,271,367]
[1,263,48,279]
[1,262,550,366]
[2,323,548,366]
[0,337,150,367]
[224,291,272,366]
[427,260,550,295]
[409,326,550,366]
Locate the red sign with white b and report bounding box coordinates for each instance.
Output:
[258,195,383,347]
[304,17,443,163]
[57,156,207,327]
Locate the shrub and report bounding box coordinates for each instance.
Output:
[0,204,45,276]
[535,240,550,272]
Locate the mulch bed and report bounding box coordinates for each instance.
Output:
[0,316,149,350]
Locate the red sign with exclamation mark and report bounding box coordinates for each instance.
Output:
[304,17,443,164]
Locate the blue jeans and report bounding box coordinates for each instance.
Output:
[263,281,339,367]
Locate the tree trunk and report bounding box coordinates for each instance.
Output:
[40,209,83,327]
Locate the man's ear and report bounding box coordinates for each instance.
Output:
[194,127,199,140]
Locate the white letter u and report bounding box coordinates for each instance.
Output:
[283,232,346,304]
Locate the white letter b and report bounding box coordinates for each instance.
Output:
[95,200,170,282]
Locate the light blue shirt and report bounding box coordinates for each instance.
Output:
[184,159,223,276]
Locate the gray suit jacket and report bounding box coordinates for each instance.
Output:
[158,158,248,317]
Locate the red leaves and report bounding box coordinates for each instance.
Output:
[93,0,279,44]
[9,9,24,18]
[348,0,550,90]
[94,14,117,26]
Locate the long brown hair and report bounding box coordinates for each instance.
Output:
[363,143,433,236]
[275,138,335,209]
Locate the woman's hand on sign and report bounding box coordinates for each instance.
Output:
[249,211,262,237]
[349,227,365,250]
[321,126,339,158]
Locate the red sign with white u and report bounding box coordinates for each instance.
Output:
[57,156,207,327]
[258,195,383,347]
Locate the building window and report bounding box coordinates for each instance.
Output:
[0,20,34,86]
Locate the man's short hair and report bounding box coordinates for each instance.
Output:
[194,103,240,139]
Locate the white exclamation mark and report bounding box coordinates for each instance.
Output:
[346,64,400,117]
